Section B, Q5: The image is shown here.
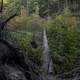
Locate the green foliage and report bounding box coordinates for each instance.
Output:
[2,30,32,51]
[47,25,80,73]
[1,0,80,76]
[5,32,42,66]
[63,7,72,16]
[27,45,43,66]
[8,16,43,32]
[2,16,43,66]
[4,0,21,17]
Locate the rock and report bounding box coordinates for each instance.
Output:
[4,64,27,80]
[0,39,43,80]
[8,71,26,80]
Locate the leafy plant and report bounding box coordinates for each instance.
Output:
[47,24,80,73]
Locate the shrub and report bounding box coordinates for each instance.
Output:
[27,44,43,66]
[47,25,80,73]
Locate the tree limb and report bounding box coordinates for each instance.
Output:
[0,13,17,30]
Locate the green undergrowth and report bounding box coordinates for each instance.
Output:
[47,26,80,73]
[2,16,44,66]
[2,29,43,66]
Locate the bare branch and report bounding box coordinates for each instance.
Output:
[0,13,17,30]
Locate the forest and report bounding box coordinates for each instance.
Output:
[0,0,80,80]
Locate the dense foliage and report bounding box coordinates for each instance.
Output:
[2,0,80,18]
[2,16,44,66]
[47,22,80,73]
[1,0,80,78]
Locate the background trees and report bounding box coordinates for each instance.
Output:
[2,0,80,18]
